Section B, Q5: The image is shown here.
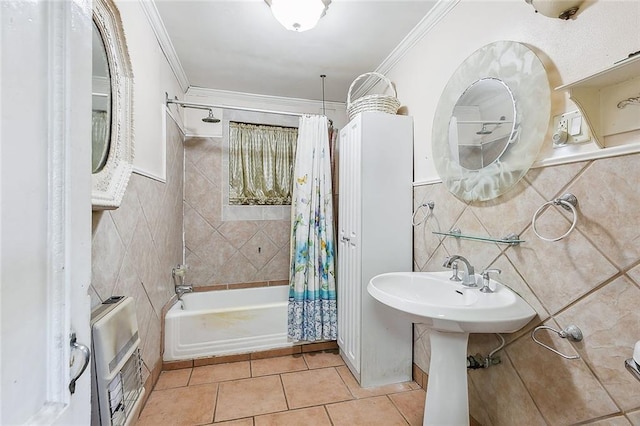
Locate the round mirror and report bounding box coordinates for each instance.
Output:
[451,78,516,171]
[432,41,550,202]
[92,21,112,173]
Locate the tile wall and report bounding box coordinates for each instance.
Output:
[183,136,291,288]
[90,116,184,385]
[413,152,640,425]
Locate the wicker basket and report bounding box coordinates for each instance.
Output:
[346,72,401,121]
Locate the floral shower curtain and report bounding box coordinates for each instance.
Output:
[288,114,337,341]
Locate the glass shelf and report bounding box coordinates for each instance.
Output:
[433,229,524,246]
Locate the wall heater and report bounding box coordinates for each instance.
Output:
[91,296,145,426]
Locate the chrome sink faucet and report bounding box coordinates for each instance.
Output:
[443,255,477,287]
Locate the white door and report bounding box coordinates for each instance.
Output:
[337,118,362,373]
[1,1,93,424]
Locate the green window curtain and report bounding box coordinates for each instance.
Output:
[229,121,298,205]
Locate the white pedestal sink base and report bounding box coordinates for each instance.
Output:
[424,331,470,426]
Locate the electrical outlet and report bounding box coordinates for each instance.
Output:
[552,110,591,147]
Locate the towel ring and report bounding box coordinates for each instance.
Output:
[412,201,435,226]
[532,193,578,242]
[531,324,583,360]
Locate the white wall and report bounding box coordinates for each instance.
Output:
[117,0,185,182]
[388,0,640,184]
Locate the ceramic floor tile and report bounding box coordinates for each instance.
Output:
[281,367,353,409]
[210,419,254,426]
[154,368,192,390]
[388,389,426,426]
[302,350,345,369]
[137,383,217,426]
[335,365,416,399]
[251,354,308,377]
[189,361,251,385]
[214,375,288,422]
[325,395,409,425]
[254,406,332,426]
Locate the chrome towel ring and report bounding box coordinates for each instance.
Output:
[412,200,435,226]
[532,193,578,242]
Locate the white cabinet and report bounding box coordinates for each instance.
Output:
[337,112,413,388]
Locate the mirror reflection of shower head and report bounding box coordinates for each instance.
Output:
[476,124,493,135]
[202,109,220,123]
[476,116,507,135]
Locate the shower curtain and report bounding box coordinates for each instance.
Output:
[288,114,337,341]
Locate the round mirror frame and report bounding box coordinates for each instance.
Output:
[432,41,550,202]
[92,0,134,210]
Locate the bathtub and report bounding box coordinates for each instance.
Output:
[163,286,293,361]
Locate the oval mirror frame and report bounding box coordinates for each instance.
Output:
[92,0,134,210]
[432,41,550,202]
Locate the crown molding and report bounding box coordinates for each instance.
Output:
[140,0,189,92]
[186,86,346,113]
[352,0,461,100]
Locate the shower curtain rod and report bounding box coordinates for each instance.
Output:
[165,93,304,118]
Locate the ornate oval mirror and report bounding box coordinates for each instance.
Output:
[92,0,134,210]
[432,41,550,202]
[92,22,111,173]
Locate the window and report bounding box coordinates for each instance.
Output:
[229,122,297,205]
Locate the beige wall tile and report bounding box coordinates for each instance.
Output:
[467,352,546,426]
[584,416,632,426]
[556,276,640,411]
[524,161,589,201]
[92,118,184,392]
[91,212,126,300]
[627,410,640,425]
[469,179,546,239]
[441,208,503,272]
[507,320,618,424]
[506,210,618,314]
[184,137,292,288]
[564,153,640,269]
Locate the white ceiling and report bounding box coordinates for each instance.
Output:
[154,0,438,103]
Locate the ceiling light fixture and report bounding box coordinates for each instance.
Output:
[265,0,331,32]
[524,0,584,19]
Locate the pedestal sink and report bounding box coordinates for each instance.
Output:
[367,271,536,426]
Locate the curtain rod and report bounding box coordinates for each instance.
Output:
[165,93,304,118]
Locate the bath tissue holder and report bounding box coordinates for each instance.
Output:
[531,324,583,360]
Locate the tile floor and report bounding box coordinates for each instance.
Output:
[137,351,426,425]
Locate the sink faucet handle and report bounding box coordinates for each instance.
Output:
[480,269,502,293]
[449,260,462,282]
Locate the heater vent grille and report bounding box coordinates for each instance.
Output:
[91,296,146,426]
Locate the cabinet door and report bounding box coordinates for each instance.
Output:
[337,119,362,373]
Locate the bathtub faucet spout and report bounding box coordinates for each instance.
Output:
[176,285,193,298]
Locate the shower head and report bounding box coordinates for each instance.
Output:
[476,124,493,135]
[202,109,220,123]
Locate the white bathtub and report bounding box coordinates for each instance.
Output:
[163,286,293,361]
